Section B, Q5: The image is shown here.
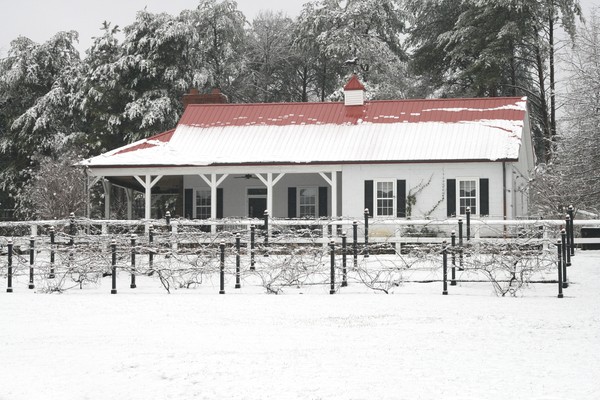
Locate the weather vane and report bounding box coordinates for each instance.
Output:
[344,57,369,73]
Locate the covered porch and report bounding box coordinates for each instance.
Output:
[87,165,342,231]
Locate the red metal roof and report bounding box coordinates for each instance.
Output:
[344,74,366,91]
[82,96,529,168]
[178,97,526,129]
[114,129,175,155]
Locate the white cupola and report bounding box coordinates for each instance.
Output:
[343,74,366,106]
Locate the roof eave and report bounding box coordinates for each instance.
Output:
[81,158,520,170]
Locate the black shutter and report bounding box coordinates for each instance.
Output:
[397,180,406,218]
[318,187,328,217]
[184,189,193,219]
[288,187,297,218]
[479,178,489,216]
[447,179,456,217]
[364,180,373,217]
[216,188,224,219]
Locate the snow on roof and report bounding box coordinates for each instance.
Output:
[81,97,528,168]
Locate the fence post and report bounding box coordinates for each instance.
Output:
[458,218,464,270]
[329,240,336,295]
[364,208,370,258]
[28,236,35,289]
[561,229,568,288]
[250,225,256,270]
[352,221,358,269]
[568,205,575,257]
[450,231,457,286]
[263,210,269,257]
[148,224,154,269]
[235,233,241,289]
[7,239,13,293]
[130,234,137,289]
[171,222,178,252]
[442,240,448,295]
[165,211,171,231]
[69,212,76,245]
[556,239,563,298]
[69,213,76,264]
[49,226,55,278]
[466,207,471,241]
[111,239,117,294]
[341,232,348,287]
[165,211,173,254]
[219,242,226,294]
[565,215,572,267]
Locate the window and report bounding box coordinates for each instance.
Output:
[375,180,395,216]
[458,179,477,215]
[247,188,267,196]
[298,187,317,217]
[196,189,211,219]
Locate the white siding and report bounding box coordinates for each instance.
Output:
[341,162,504,220]
[184,173,337,218]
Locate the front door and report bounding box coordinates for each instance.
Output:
[248,197,267,218]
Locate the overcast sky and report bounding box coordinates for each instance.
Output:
[0,0,307,57]
[1,0,597,58]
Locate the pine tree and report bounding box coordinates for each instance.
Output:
[0,31,82,199]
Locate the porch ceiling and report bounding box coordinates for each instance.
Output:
[106,175,182,194]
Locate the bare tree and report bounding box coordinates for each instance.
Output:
[532,9,600,217]
[16,145,87,219]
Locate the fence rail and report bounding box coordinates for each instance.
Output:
[1,209,596,297]
[1,214,599,244]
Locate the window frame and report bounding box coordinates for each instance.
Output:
[373,179,396,217]
[194,188,211,219]
[297,186,318,218]
[456,178,479,216]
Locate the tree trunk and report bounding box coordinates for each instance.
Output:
[320,61,327,102]
[549,12,557,157]
[535,45,551,163]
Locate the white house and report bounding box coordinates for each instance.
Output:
[80,75,535,223]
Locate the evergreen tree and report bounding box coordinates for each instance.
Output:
[293,0,408,101]
[77,22,129,153]
[0,31,82,199]
[407,0,582,162]
[183,0,247,101]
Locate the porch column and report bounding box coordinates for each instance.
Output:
[319,171,338,218]
[199,173,229,233]
[87,175,101,219]
[134,175,163,220]
[125,188,134,220]
[102,179,112,219]
[256,173,285,217]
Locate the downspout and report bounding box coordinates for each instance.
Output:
[85,167,90,219]
[502,162,507,233]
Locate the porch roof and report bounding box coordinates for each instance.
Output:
[80,96,528,169]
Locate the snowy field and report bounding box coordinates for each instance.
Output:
[1,251,599,400]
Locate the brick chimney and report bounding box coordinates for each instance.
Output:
[182,88,228,109]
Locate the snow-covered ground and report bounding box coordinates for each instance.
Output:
[1,251,599,399]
